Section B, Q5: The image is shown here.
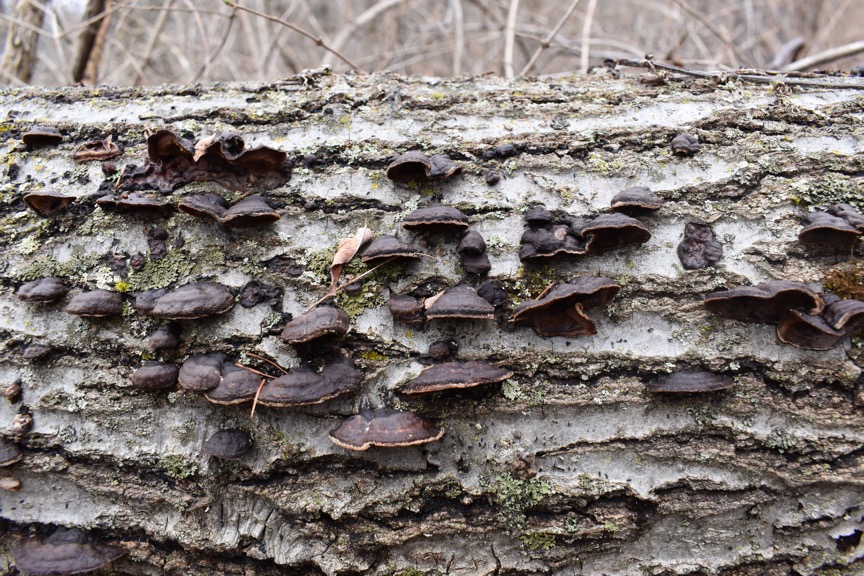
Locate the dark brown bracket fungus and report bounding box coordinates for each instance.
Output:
[281,303,350,344]
[457,231,487,255]
[361,235,424,264]
[13,528,126,576]
[329,403,444,451]
[610,186,664,214]
[22,126,63,147]
[178,193,229,222]
[798,212,861,247]
[703,281,823,324]
[511,276,620,338]
[205,363,262,405]
[671,133,700,155]
[425,285,495,321]
[427,340,457,360]
[149,282,235,320]
[178,353,226,392]
[386,151,462,182]
[582,213,651,254]
[387,295,425,324]
[477,280,507,307]
[73,136,121,163]
[258,358,361,407]
[132,289,168,315]
[822,299,864,334]
[119,130,291,194]
[148,324,181,351]
[461,253,492,275]
[96,192,175,218]
[0,437,22,467]
[221,195,281,227]
[17,277,68,303]
[402,361,513,394]
[645,370,735,393]
[678,221,723,269]
[23,191,75,217]
[65,290,123,318]
[777,309,846,350]
[131,362,179,391]
[828,203,864,231]
[201,429,253,460]
[403,205,470,233]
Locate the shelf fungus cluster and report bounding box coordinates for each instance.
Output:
[519,204,651,261]
[704,281,864,350]
[13,528,126,576]
[798,203,864,248]
[385,151,462,183]
[511,276,620,337]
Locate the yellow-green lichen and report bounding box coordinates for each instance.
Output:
[15,252,101,282]
[125,250,196,291]
[160,455,198,480]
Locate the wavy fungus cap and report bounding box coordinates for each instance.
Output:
[511,276,620,337]
[258,358,361,407]
[703,281,823,324]
[17,277,68,303]
[13,528,126,576]
[65,290,123,318]
[425,286,495,321]
[150,282,235,320]
[402,361,513,394]
[402,205,470,233]
[280,304,350,344]
[23,191,75,217]
[610,186,664,214]
[329,405,443,451]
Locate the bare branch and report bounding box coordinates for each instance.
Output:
[519,0,581,76]
[579,0,597,74]
[784,40,864,72]
[502,0,519,78]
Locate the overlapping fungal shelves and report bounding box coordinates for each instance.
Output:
[1,73,863,575]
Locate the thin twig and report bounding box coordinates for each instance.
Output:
[519,0,581,76]
[451,0,464,76]
[579,0,597,74]
[616,57,864,90]
[670,0,748,67]
[223,0,361,72]
[234,364,274,379]
[245,352,288,374]
[784,40,864,72]
[322,0,409,68]
[304,256,399,312]
[502,0,519,78]
[132,0,173,86]
[189,5,235,82]
[250,378,265,419]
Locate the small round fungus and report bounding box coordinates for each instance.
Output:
[387,295,425,324]
[610,186,664,214]
[221,195,280,227]
[178,353,226,392]
[386,151,431,182]
[131,362,179,391]
[457,231,487,255]
[329,404,443,451]
[148,324,181,351]
[150,282,235,320]
[671,133,700,155]
[402,361,513,394]
[201,429,252,460]
[205,363,262,405]
[13,529,126,576]
[403,206,470,233]
[677,221,723,269]
[65,290,123,317]
[17,277,68,303]
[361,235,424,264]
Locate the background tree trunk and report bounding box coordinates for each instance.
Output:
[0,72,863,575]
[0,0,45,85]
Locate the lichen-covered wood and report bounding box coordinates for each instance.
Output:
[1,71,863,575]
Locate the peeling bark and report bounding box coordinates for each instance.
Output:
[0,72,863,575]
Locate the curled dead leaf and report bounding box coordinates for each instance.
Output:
[328,227,374,296]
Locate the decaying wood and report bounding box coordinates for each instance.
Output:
[0,71,863,575]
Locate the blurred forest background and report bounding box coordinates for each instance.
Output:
[0,0,862,86]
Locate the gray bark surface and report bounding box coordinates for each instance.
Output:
[0,71,863,575]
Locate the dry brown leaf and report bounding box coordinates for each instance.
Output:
[423,290,445,310]
[193,134,217,162]
[328,227,374,296]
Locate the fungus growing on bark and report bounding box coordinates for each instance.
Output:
[610,186,664,214]
[403,206,470,233]
[798,212,861,247]
[329,402,444,451]
[205,363,262,405]
[387,294,424,324]
[582,213,651,254]
[671,133,700,155]
[119,130,291,193]
[178,194,229,222]
[477,279,507,307]
[21,344,53,361]
[17,277,68,303]
[22,126,63,147]
[149,282,235,320]
[777,310,846,350]
[23,191,75,217]
[0,438,22,467]
[258,357,361,407]
[65,290,123,317]
[132,289,168,315]
[201,429,252,460]
[828,203,864,231]
[402,361,513,394]
[703,281,823,324]
[425,285,495,321]
[457,231,487,255]
[281,303,350,344]
[645,370,735,393]
[96,192,175,217]
[148,324,180,351]
[386,151,462,182]
[822,299,864,334]
[178,353,226,392]
[524,206,554,226]
[678,221,723,269]
[13,529,126,576]
[131,362,179,391]
[427,340,457,360]
[73,136,121,162]
[461,253,492,275]
[361,235,423,264]
[220,195,281,227]
[511,276,620,337]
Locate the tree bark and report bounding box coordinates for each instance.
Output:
[0,0,45,85]
[71,0,111,85]
[0,73,863,575]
